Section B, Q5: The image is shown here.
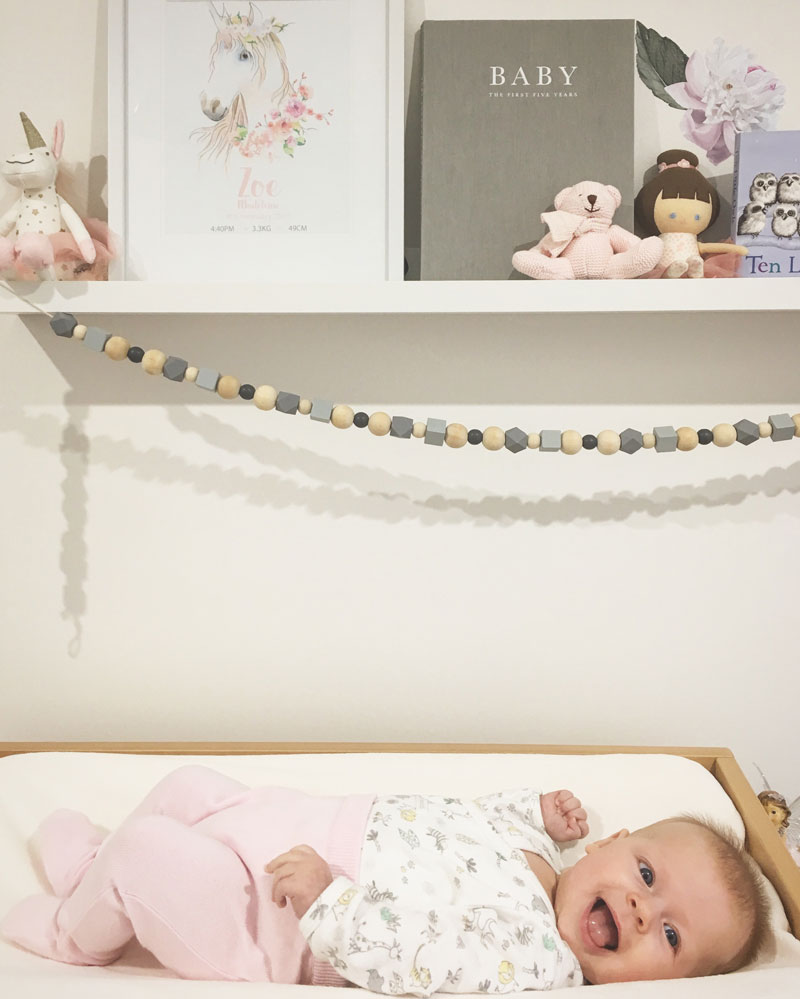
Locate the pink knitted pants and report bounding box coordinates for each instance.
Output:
[1,765,373,983]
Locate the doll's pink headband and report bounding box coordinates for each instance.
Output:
[658,159,695,171]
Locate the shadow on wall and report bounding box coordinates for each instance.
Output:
[17,309,800,407]
[7,405,800,657]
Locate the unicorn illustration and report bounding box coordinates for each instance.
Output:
[195,2,332,162]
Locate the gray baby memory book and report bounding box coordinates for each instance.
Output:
[419,20,636,280]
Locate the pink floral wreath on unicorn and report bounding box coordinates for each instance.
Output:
[194,2,334,162]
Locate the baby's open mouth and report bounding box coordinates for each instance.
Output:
[587,898,618,950]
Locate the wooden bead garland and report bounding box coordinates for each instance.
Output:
[41,311,800,463]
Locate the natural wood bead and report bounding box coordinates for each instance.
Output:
[793,414,800,437]
[73,324,87,340]
[561,430,582,455]
[254,385,277,410]
[104,335,129,361]
[412,421,426,438]
[642,432,656,449]
[676,426,699,451]
[712,423,736,447]
[759,421,772,438]
[527,432,541,449]
[445,423,468,448]
[217,375,240,399]
[298,398,312,415]
[142,349,166,375]
[185,366,198,383]
[482,426,505,451]
[331,404,354,429]
[597,430,621,455]
[368,412,391,436]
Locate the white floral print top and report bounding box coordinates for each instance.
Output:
[298,789,583,995]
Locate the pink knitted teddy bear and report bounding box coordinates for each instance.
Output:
[512,180,664,280]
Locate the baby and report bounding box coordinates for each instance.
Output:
[1,765,771,993]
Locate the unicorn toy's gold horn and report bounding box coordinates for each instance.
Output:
[20,112,46,149]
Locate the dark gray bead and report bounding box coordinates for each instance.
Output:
[734,419,759,446]
[620,428,643,454]
[390,416,413,439]
[276,391,300,414]
[163,356,188,382]
[504,427,527,453]
[50,312,77,337]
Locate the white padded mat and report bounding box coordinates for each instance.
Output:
[0,752,798,998]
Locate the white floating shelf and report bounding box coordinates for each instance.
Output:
[1,278,799,315]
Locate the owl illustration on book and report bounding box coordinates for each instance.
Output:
[776,173,800,205]
[737,202,768,236]
[749,172,778,205]
[772,204,799,238]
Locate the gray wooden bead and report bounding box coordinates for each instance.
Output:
[196,367,220,391]
[734,419,759,446]
[654,426,678,452]
[425,418,446,446]
[769,413,795,441]
[50,312,77,337]
[310,399,334,423]
[620,428,643,454]
[83,326,110,352]
[505,427,527,453]
[276,391,300,414]
[163,356,188,382]
[391,416,414,439]
[539,429,561,452]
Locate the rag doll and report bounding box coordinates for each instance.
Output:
[634,149,747,278]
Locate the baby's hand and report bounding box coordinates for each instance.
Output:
[265,844,333,918]
[541,789,589,843]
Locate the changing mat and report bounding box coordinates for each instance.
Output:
[1,751,799,998]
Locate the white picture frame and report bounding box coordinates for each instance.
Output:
[108,0,403,283]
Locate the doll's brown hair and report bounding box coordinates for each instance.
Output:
[634,149,720,236]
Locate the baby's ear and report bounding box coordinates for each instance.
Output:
[585,828,629,854]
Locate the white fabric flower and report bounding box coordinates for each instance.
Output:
[666,38,785,165]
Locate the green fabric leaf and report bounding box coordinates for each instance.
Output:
[635,22,689,110]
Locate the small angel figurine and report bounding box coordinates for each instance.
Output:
[755,766,800,868]
[634,148,748,278]
[0,112,110,280]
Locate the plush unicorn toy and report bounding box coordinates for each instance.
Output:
[0,113,97,280]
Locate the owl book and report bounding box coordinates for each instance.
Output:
[732,129,800,277]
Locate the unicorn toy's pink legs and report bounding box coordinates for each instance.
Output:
[15,233,56,280]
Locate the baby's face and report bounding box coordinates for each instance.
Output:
[553,822,749,984]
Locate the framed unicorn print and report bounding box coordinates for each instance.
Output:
[107,0,403,282]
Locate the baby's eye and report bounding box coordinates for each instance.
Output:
[664,924,679,949]
[694,214,701,220]
[238,49,251,61]
[639,862,654,887]
[669,212,677,219]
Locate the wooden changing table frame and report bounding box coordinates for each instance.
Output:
[1,741,798,941]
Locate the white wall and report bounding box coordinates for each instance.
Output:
[1,1,799,800]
